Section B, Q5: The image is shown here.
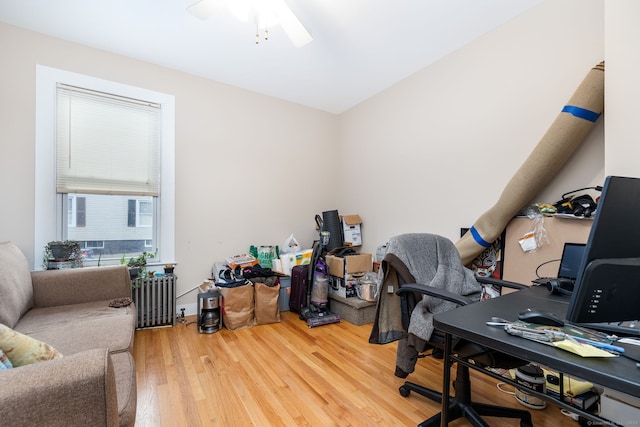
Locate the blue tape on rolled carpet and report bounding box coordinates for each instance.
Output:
[561,105,601,122]
[470,226,491,248]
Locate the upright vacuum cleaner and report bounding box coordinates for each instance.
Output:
[299,229,341,328]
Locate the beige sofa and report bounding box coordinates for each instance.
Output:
[0,242,137,427]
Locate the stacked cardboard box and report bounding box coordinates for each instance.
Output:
[325,252,376,325]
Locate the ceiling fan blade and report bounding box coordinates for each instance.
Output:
[186,0,225,20]
[272,0,312,47]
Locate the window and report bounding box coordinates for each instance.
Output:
[68,195,86,228]
[76,196,86,228]
[35,66,175,269]
[128,198,153,228]
[68,195,77,228]
[85,241,105,249]
[138,200,153,227]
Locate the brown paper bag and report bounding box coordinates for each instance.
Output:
[219,284,255,330]
[254,282,281,325]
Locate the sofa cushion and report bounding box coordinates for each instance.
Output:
[14,299,136,355]
[0,242,34,328]
[0,323,63,367]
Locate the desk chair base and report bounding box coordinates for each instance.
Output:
[399,364,533,427]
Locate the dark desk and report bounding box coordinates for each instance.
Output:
[433,285,640,426]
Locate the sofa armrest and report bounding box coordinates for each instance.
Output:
[0,348,119,427]
[31,265,131,308]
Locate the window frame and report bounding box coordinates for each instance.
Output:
[35,65,175,269]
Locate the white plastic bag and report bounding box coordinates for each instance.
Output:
[281,234,301,254]
[518,208,550,252]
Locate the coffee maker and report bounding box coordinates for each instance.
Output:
[198,290,221,334]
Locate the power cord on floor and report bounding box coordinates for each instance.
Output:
[496,382,516,396]
[560,409,580,422]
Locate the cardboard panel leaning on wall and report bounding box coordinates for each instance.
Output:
[501,216,592,285]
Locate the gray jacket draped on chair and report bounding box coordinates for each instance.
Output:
[369,233,481,375]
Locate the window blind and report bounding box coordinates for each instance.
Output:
[56,84,161,196]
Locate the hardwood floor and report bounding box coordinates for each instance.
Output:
[133,312,579,426]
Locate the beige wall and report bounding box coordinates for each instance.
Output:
[0,23,338,302]
[338,0,605,254]
[0,0,621,306]
[604,0,640,177]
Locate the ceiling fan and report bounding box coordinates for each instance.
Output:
[187,0,313,47]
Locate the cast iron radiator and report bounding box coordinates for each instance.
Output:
[132,276,177,329]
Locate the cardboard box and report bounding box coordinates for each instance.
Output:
[325,253,373,278]
[328,275,358,298]
[342,214,362,246]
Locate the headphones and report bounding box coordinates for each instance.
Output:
[546,278,574,296]
[554,187,601,218]
[571,195,597,218]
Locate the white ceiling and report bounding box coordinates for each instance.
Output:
[0,0,543,114]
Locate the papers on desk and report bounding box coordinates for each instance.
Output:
[501,321,619,358]
[551,339,616,358]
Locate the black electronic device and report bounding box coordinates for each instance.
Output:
[566,176,640,335]
[518,308,565,327]
[546,278,574,296]
[557,242,586,282]
[533,242,585,295]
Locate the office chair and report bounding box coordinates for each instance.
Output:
[380,234,533,427]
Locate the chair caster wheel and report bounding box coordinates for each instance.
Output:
[399,385,410,397]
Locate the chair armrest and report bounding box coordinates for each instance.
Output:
[476,276,528,291]
[396,283,474,306]
[0,348,119,427]
[31,265,131,308]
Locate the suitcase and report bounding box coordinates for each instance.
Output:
[289,264,309,313]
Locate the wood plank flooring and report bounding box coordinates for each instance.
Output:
[133,312,579,426]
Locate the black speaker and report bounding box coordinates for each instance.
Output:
[321,210,344,252]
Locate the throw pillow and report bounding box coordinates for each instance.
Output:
[0,323,63,367]
[0,348,13,370]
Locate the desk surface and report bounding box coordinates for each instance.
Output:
[433,285,640,399]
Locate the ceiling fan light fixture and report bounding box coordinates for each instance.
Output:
[187,0,312,47]
[186,0,225,20]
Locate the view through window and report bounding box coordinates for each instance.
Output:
[35,65,175,269]
[56,83,160,263]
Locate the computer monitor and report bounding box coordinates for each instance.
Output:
[566,176,640,325]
